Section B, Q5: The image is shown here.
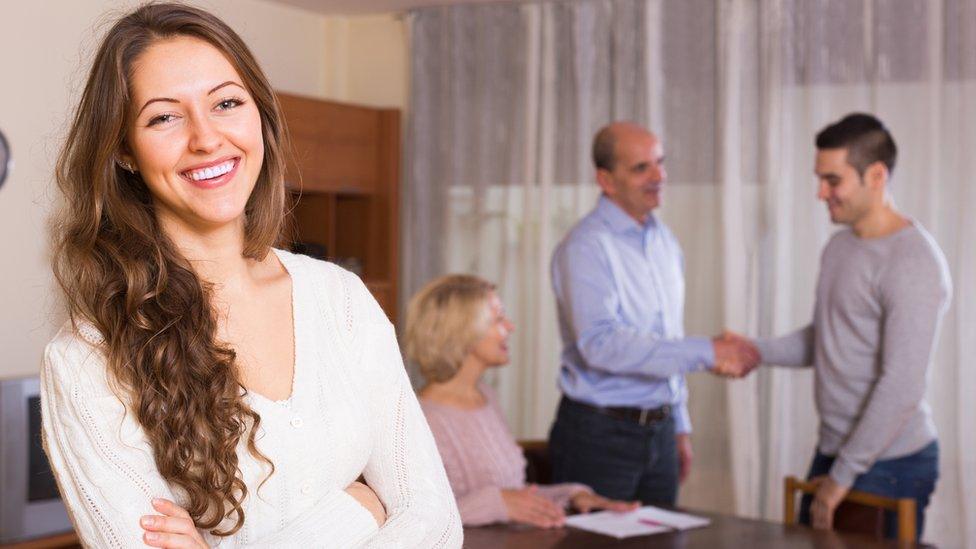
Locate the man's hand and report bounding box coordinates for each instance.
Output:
[676,433,693,483]
[712,331,760,378]
[501,485,566,528]
[809,475,849,530]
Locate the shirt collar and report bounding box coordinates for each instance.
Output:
[595,194,657,235]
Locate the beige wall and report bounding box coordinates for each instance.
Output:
[322,14,409,108]
[345,14,409,108]
[0,1,408,379]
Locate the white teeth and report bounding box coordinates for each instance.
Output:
[186,160,235,181]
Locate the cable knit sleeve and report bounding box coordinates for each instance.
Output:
[344,273,463,548]
[421,408,508,526]
[41,325,385,549]
[236,492,378,548]
[453,487,508,526]
[40,329,182,548]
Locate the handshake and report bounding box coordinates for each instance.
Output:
[711,331,760,378]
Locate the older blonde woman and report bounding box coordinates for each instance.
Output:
[405,275,638,528]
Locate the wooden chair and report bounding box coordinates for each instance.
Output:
[517,439,552,485]
[783,476,916,543]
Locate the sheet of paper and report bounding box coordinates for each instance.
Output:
[564,511,669,538]
[636,506,711,530]
[564,506,711,539]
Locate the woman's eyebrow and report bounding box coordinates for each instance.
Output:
[136,81,245,116]
[208,80,245,95]
[137,97,178,116]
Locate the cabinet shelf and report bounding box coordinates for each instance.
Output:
[277,92,400,324]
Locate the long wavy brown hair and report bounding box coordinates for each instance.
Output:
[52,2,287,536]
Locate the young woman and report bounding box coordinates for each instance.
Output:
[404,275,638,528]
[42,4,461,547]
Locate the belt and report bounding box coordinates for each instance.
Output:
[564,397,671,427]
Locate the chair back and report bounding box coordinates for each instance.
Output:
[783,476,916,543]
[518,440,552,485]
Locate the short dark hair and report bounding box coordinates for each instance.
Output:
[592,126,617,171]
[815,113,897,176]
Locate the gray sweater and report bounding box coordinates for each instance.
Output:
[756,222,951,487]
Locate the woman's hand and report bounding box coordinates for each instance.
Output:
[345,481,387,527]
[570,490,640,513]
[501,485,566,528]
[140,498,208,548]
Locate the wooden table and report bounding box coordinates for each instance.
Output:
[462,510,916,548]
[5,511,920,548]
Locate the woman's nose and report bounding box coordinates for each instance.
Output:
[187,114,222,153]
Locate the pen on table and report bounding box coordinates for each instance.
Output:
[638,518,676,530]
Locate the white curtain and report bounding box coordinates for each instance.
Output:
[404,1,976,546]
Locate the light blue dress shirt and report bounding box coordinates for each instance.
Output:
[550,196,716,433]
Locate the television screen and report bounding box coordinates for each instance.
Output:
[27,396,60,502]
[1,377,73,543]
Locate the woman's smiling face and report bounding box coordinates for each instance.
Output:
[469,292,515,368]
[121,35,264,234]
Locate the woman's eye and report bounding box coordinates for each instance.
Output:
[147,114,175,126]
[216,98,244,110]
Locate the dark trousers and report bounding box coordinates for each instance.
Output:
[548,396,679,505]
[799,441,939,541]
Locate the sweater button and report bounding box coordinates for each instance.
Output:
[301,482,313,495]
[290,417,303,428]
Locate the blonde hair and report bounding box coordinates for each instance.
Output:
[404,275,496,383]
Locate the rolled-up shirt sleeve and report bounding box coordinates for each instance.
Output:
[553,236,715,380]
[673,375,693,434]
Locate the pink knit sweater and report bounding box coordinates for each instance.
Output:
[420,385,590,526]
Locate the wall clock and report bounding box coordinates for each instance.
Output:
[0,129,9,189]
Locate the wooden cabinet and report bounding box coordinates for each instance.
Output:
[276,92,400,324]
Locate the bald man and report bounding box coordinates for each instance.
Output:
[547,122,757,505]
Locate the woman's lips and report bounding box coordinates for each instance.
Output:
[180,157,240,189]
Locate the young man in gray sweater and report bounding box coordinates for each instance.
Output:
[754,113,951,540]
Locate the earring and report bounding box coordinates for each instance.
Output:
[117,159,135,173]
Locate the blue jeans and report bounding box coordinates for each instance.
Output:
[799,441,939,541]
[548,397,679,505]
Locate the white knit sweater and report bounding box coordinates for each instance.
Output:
[40,249,463,548]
